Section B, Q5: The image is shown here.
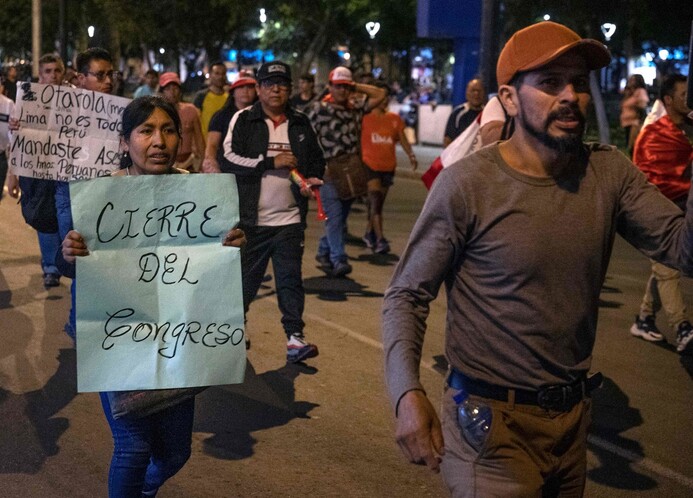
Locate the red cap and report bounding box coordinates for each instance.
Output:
[230,70,257,91]
[159,72,181,88]
[329,66,355,86]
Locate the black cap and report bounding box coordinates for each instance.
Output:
[257,61,292,83]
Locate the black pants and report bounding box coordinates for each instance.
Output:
[241,223,305,338]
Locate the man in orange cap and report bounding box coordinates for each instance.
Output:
[383,21,693,495]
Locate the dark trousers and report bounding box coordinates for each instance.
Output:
[242,223,305,337]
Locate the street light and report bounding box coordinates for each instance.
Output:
[259,8,267,24]
[88,25,95,38]
[365,21,380,39]
[601,23,616,42]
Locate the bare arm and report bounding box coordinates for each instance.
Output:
[399,128,418,170]
[202,131,222,173]
[355,83,388,113]
[6,174,19,198]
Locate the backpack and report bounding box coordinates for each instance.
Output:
[18,177,59,233]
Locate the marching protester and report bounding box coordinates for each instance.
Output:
[222,61,325,363]
[201,70,257,174]
[306,66,387,277]
[133,69,159,99]
[360,81,417,254]
[60,95,246,497]
[383,21,693,496]
[159,71,205,172]
[289,73,318,111]
[443,78,487,147]
[620,74,649,156]
[193,61,229,140]
[5,54,66,289]
[629,73,693,352]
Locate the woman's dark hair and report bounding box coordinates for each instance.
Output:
[120,96,181,169]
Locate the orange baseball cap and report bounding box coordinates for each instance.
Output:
[497,21,611,86]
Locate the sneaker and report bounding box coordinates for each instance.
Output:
[362,231,376,249]
[287,334,319,363]
[43,273,60,288]
[374,238,391,254]
[676,321,693,353]
[629,315,664,342]
[315,254,332,273]
[330,261,352,278]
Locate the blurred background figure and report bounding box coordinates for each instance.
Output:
[361,82,417,254]
[133,69,159,98]
[159,72,205,172]
[289,73,317,111]
[620,74,649,156]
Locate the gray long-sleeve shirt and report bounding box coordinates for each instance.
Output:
[383,143,693,409]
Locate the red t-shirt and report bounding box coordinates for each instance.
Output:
[361,112,405,172]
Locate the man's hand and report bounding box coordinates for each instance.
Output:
[395,390,445,473]
[201,157,221,173]
[62,230,89,264]
[273,152,298,169]
[6,174,19,198]
[300,177,323,197]
[8,117,20,132]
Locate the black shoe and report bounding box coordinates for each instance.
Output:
[330,261,352,278]
[43,273,60,288]
[315,254,332,273]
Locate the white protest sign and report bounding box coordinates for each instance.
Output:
[9,82,130,181]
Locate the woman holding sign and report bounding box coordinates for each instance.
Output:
[61,96,246,498]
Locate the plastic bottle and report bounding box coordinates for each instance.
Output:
[453,389,493,452]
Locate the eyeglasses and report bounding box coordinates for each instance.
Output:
[86,70,119,82]
[260,80,290,90]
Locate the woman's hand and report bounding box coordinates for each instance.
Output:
[222,228,246,248]
[62,230,89,264]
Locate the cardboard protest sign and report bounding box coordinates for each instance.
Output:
[9,82,129,181]
[72,174,246,392]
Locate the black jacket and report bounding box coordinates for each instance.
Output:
[222,102,325,228]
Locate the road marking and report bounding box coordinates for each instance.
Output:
[587,434,693,489]
[301,305,693,489]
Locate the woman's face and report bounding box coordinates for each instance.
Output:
[123,107,180,175]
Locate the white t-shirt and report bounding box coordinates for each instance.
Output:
[0,94,14,152]
[257,117,300,226]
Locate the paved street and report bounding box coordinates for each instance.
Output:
[1,158,692,497]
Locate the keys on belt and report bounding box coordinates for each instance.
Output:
[448,369,603,411]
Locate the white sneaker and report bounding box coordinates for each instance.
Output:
[629,315,664,342]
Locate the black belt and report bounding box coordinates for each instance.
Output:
[448,368,603,412]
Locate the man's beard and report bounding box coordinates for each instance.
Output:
[520,104,588,178]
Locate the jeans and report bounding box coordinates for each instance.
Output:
[242,223,305,337]
[37,231,61,275]
[639,259,688,330]
[100,393,195,498]
[55,181,76,338]
[317,181,354,265]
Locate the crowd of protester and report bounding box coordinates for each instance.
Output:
[1,21,691,496]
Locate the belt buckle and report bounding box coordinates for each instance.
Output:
[537,385,569,410]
